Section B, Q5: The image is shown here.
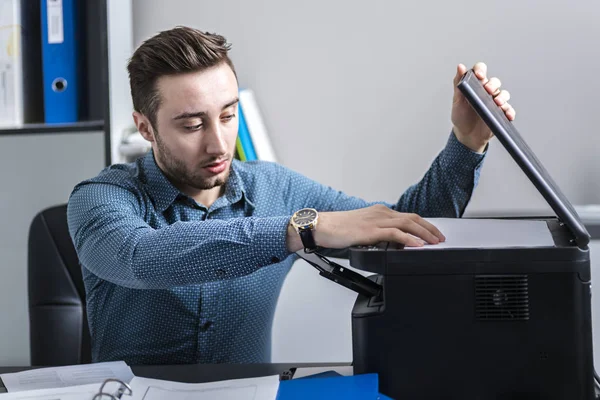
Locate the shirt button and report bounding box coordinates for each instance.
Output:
[216,269,226,277]
[200,321,212,331]
[271,256,280,263]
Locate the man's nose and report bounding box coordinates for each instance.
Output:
[205,122,228,155]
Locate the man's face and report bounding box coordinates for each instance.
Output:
[150,63,239,193]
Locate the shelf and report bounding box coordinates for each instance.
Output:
[0,120,104,136]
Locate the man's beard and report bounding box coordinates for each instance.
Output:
[154,133,230,191]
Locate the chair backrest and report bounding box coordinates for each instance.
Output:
[28,204,91,365]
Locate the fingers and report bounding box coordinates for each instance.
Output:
[494,89,510,105]
[491,89,516,121]
[377,228,425,248]
[473,62,488,83]
[379,213,445,244]
[412,215,446,242]
[453,63,468,86]
[403,220,442,245]
[484,77,502,96]
[478,70,517,121]
[503,104,516,120]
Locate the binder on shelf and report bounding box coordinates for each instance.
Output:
[40,0,79,123]
[239,88,277,162]
[0,0,23,127]
[235,91,257,161]
[20,0,44,124]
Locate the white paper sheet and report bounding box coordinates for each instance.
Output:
[0,361,134,393]
[0,383,100,399]
[404,218,554,250]
[127,375,279,400]
[291,366,354,379]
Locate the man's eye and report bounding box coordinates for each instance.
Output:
[222,114,235,121]
[184,124,202,131]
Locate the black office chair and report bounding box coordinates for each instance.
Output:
[28,203,92,365]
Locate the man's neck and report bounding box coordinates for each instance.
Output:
[186,185,225,209]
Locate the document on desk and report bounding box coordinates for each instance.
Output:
[405,218,555,250]
[127,375,279,400]
[0,361,134,393]
[0,383,100,399]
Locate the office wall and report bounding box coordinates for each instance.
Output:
[107,0,134,164]
[132,0,600,363]
[132,0,600,212]
[0,132,104,366]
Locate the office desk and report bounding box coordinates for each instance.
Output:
[0,363,352,393]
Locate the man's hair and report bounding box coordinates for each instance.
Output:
[127,26,236,128]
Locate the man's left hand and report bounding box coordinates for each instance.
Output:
[451,62,516,153]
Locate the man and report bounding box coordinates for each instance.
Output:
[67,26,515,365]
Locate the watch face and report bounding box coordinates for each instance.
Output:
[294,208,317,226]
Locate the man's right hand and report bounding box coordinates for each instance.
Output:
[286,204,445,252]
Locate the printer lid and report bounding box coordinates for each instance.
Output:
[457,70,590,248]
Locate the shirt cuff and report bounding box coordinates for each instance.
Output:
[252,216,293,265]
[440,130,487,176]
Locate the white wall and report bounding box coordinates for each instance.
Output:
[131,0,600,364]
[0,132,105,366]
[107,0,134,164]
[132,0,600,213]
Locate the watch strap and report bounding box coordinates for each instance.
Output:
[299,228,317,253]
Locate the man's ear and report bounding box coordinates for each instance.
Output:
[133,112,156,143]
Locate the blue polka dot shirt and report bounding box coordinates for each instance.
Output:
[66,131,486,365]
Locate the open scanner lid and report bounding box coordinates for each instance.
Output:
[457,69,590,248]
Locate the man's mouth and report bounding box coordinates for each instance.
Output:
[203,159,228,175]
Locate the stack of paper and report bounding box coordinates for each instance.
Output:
[0,383,101,399]
[0,363,280,400]
[0,363,387,399]
[0,361,134,393]
[127,375,279,400]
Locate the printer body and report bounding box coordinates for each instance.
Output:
[298,69,595,399]
[349,218,594,399]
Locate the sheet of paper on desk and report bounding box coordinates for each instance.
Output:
[0,383,100,399]
[127,375,279,400]
[404,218,554,250]
[0,361,134,393]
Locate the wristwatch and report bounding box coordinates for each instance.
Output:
[290,208,319,253]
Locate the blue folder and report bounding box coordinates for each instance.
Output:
[40,0,79,123]
[237,91,257,160]
[277,373,380,399]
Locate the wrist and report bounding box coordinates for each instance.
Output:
[286,222,304,252]
[453,127,488,153]
[288,208,323,253]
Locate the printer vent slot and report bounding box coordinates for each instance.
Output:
[475,275,529,321]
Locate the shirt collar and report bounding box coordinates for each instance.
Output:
[141,151,254,212]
